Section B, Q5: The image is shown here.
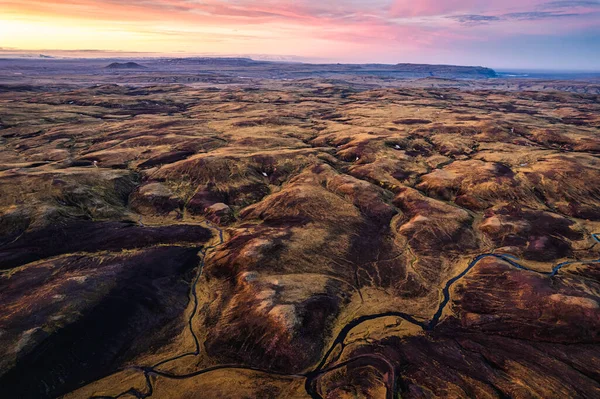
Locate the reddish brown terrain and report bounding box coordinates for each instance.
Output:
[1,75,600,398]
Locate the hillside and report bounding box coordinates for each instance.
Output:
[0,81,599,398]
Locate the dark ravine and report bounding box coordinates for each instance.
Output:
[0,244,206,399]
[89,221,226,399]
[85,230,599,399]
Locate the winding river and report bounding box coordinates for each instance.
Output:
[90,232,599,399]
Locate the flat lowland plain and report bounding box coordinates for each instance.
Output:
[1,82,600,399]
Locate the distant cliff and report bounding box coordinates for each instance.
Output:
[391,63,497,78]
[157,58,498,79]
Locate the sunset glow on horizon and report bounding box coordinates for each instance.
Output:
[1,0,599,69]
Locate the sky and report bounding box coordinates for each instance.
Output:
[1,0,599,70]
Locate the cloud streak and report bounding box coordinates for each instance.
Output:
[451,10,589,25]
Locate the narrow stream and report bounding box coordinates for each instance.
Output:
[90,233,599,399]
[90,221,226,399]
[304,233,600,398]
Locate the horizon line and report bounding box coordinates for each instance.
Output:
[1,48,600,73]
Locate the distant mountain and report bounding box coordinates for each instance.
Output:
[105,62,146,69]
[0,57,502,83]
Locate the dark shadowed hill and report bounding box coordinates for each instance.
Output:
[105,61,146,69]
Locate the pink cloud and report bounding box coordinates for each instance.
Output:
[1,0,599,67]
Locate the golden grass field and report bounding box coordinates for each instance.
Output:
[1,82,600,398]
